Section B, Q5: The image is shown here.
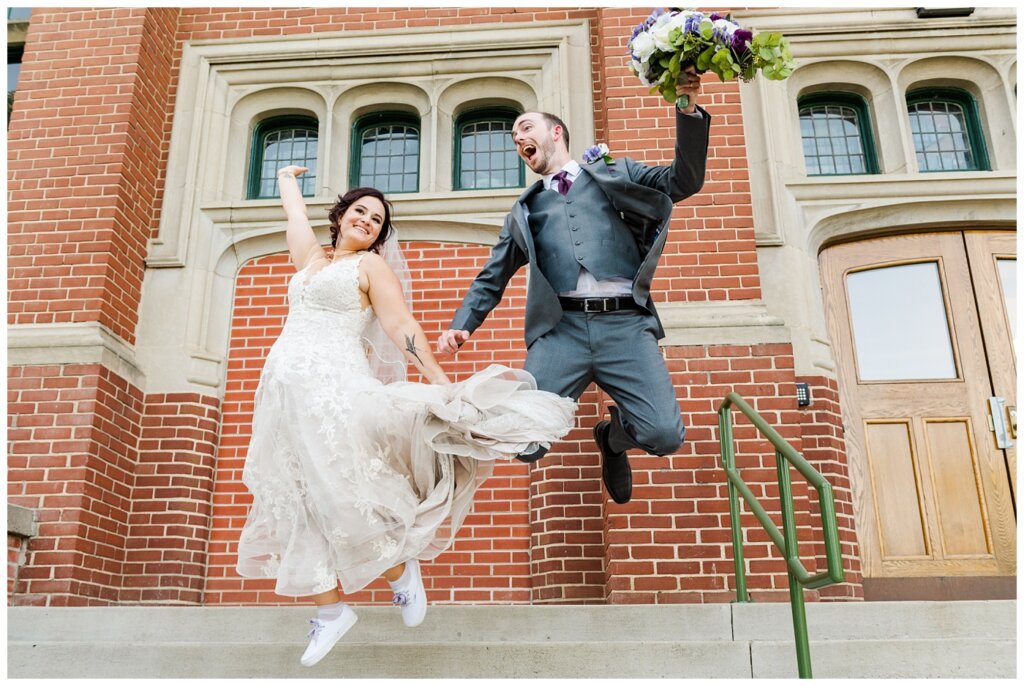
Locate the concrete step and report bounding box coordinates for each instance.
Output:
[7,601,1016,678]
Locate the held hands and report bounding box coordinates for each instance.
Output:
[675,66,702,114]
[436,329,470,355]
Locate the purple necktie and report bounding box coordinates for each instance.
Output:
[552,170,573,196]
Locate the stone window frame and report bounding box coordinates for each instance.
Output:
[136,21,595,395]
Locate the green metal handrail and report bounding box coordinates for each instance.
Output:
[717,392,845,679]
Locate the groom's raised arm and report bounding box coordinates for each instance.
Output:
[447,215,529,341]
[625,105,711,203]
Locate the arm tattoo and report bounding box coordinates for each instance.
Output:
[404,334,425,366]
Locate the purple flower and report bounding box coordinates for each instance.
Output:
[709,12,723,21]
[732,28,753,53]
[645,7,665,26]
[582,143,612,165]
[684,12,703,34]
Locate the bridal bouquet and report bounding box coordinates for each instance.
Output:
[628,8,795,108]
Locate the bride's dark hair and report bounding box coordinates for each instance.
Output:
[328,187,395,254]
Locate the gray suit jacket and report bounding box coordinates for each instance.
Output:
[451,106,711,347]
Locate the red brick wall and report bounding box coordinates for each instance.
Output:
[8,6,865,606]
[601,8,761,305]
[602,344,818,603]
[796,375,864,600]
[121,393,221,604]
[7,8,179,344]
[206,245,546,605]
[8,364,143,606]
[8,534,29,601]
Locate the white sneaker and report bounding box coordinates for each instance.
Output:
[300,604,358,667]
[391,558,427,628]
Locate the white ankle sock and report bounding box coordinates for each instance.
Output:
[316,600,346,621]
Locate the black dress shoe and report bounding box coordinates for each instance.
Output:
[594,420,632,504]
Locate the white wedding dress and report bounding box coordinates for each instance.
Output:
[235,254,575,597]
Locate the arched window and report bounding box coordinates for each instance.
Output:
[248,115,318,199]
[454,107,523,190]
[351,112,420,193]
[907,88,989,172]
[798,93,878,176]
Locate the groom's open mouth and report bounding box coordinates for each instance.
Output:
[521,144,537,164]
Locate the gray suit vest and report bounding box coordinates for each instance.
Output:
[525,172,642,293]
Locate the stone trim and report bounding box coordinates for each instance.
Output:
[658,300,790,347]
[149,20,594,268]
[7,322,146,389]
[7,504,37,538]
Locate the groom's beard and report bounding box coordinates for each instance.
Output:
[523,138,558,175]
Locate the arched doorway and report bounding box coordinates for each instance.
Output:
[820,230,1016,599]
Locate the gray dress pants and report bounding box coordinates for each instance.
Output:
[520,308,685,462]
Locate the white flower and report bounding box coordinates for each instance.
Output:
[630,31,657,63]
[649,20,675,53]
[651,11,692,52]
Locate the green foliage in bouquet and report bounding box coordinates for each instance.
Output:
[629,9,795,108]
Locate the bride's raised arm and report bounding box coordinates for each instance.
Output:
[361,253,450,385]
[277,165,328,271]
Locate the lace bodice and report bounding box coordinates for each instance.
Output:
[264,255,375,382]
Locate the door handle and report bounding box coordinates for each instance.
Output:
[988,397,1014,449]
[1008,405,1017,439]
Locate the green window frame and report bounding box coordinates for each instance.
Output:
[907,87,990,172]
[798,92,879,176]
[247,115,319,199]
[453,107,524,190]
[350,112,420,193]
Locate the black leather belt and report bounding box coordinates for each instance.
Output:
[558,296,640,313]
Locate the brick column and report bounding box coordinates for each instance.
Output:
[7,8,183,605]
[8,364,143,605]
[527,389,607,603]
[797,376,865,600]
[121,394,221,604]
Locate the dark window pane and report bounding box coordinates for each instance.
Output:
[909,100,974,171]
[251,120,318,198]
[357,121,419,193]
[799,102,870,177]
[457,116,521,189]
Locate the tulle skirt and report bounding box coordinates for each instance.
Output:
[235,364,575,596]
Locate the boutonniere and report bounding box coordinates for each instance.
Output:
[582,143,615,166]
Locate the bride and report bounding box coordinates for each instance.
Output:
[235,165,575,667]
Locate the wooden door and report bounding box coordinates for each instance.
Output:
[964,231,1017,498]
[821,232,1016,581]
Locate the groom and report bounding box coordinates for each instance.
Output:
[438,70,709,504]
